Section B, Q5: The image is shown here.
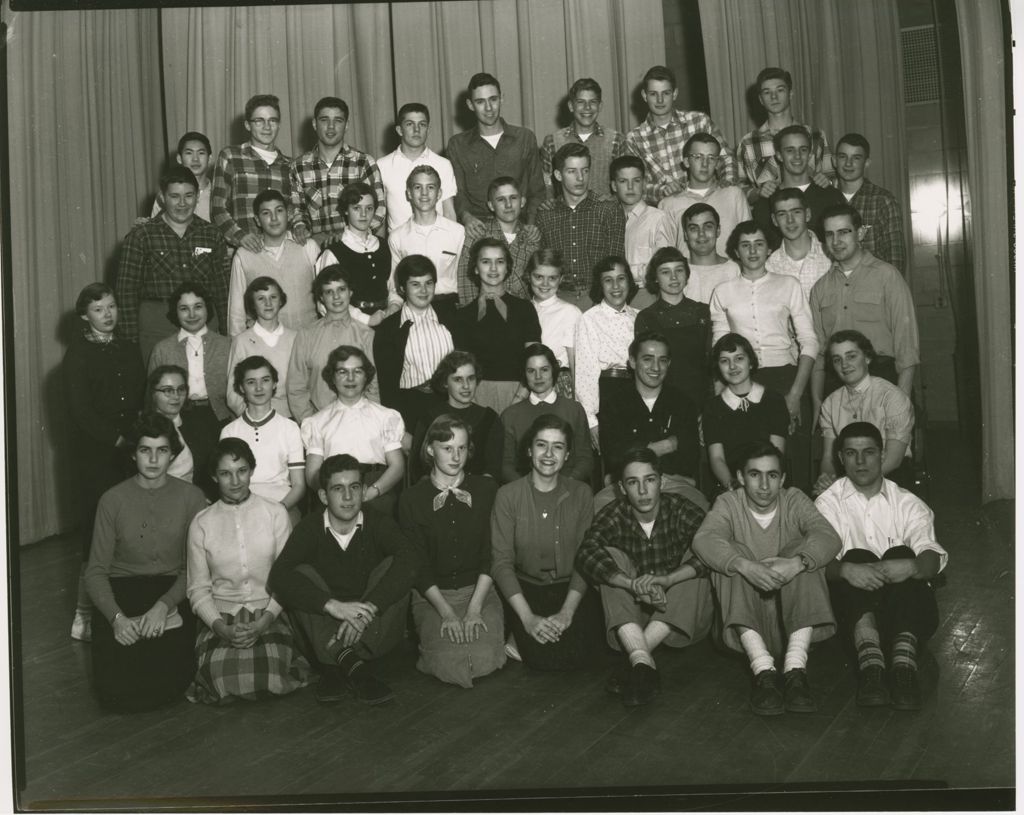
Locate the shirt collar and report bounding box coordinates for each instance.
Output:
[331,395,369,412]
[252,321,284,343]
[597,300,632,317]
[529,391,557,405]
[178,326,208,343]
[626,201,649,220]
[341,227,379,253]
[569,122,605,138]
[401,304,439,325]
[242,408,276,428]
[721,381,765,410]
[839,475,892,504]
[323,509,363,546]
[847,373,872,394]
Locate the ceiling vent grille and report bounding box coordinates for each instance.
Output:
[901,25,941,104]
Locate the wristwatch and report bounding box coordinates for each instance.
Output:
[798,553,812,571]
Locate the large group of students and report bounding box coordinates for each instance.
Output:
[65,64,946,718]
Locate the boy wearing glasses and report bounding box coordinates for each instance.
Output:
[211,94,293,254]
[658,133,749,260]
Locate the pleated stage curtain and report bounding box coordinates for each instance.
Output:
[389,0,666,152]
[159,3,396,161]
[697,0,910,271]
[7,8,165,543]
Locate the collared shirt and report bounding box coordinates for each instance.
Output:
[211,143,292,247]
[115,216,229,342]
[288,143,386,236]
[179,326,209,398]
[447,120,546,221]
[377,146,458,230]
[624,202,678,283]
[845,178,907,274]
[658,184,751,258]
[634,296,712,402]
[575,493,706,585]
[455,217,540,305]
[532,295,582,369]
[625,110,738,203]
[765,233,832,301]
[710,272,819,367]
[220,410,304,502]
[808,249,920,374]
[399,305,454,389]
[323,510,364,552]
[815,477,947,570]
[535,192,626,293]
[227,237,319,336]
[683,259,741,304]
[737,121,832,190]
[540,123,627,198]
[286,315,378,421]
[185,493,291,627]
[573,300,638,428]
[819,373,914,446]
[387,216,465,305]
[299,396,405,465]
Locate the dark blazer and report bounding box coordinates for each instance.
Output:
[148,329,232,421]
[373,305,455,412]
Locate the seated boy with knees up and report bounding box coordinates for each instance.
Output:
[575,447,713,708]
[693,441,840,716]
[816,421,947,711]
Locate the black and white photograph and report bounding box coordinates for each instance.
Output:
[1,0,1014,810]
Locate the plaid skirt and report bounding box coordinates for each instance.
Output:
[554,368,574,400]
[186,608,310,705]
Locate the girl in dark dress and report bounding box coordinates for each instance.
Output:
[65,283,146,642]
[702,332,789,494]
[399,416,505,688]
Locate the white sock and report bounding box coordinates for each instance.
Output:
[644,620,672,651]
[617,623,655,668]
[739,627,774,674]
[783,627,813,672]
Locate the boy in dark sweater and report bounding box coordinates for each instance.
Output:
[269,454,416,705]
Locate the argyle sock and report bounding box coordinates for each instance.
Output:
[853,613,885,670]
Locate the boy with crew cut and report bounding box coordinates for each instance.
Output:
[289,96,387,245]
[150,132,214,223]
[387,165,465,324]
[447,72,546,240]
[377,103,458,230]
[455,176,540,305]
[625,65,738,203]
[212,94,292,253]
[226,189,319,336]
[536,142,626,311]
[833,133,906,274]
[737,67,833,203]
[541,77,626,201]
[694,441,840,716]
[609,155,677,309]
[658,133,749,260]
[764,187,832,300]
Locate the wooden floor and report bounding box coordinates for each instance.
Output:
[12,423,1015,811]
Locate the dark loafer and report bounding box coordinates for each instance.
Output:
[347,669,395,706]
[856,665,890,707]
[750,669,784,716]
[890,666,923,711]
[314,668,348,704]
[623,663,660,707]
[783,668,817,713]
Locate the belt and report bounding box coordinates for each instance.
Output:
[432,292,458,302]
[600,367,632,380]
[185,398,210,408]
[354,300,388,314]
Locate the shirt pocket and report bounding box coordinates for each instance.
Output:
[852,289,883,322]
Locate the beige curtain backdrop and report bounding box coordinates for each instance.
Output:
[160,4,395,161]
[390,0,666,153]
[7,9,165,544]
[697,0,909,248]
[954,0,1013,502]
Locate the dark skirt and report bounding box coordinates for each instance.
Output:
[91,575,195,712]
[504,580,607,671]
[186,607,310,705]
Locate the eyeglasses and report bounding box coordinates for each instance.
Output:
[249,118,280,128]
[154,386,188,396]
